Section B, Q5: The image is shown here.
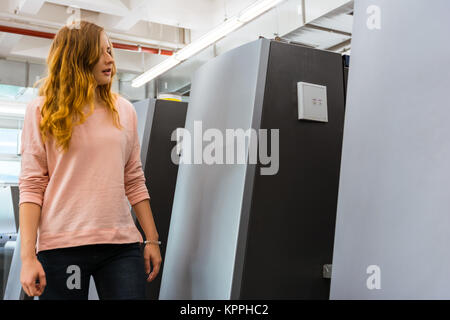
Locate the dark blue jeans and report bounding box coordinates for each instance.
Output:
[36,242,147,300]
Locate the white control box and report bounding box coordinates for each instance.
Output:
[297,82,328,122]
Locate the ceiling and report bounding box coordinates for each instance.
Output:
[283,1,353,53]
[0,0,354,95]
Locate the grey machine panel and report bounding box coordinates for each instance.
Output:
[159,39,269,299]
[330,0,450,299]
[2,187,19,300]
[133,98,155,171]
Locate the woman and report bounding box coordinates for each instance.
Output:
[18,21,162,300]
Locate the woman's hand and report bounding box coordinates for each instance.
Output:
[20,257,46,297]
[143,244,162,282]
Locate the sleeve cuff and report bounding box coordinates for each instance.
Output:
[19,192,43,207]
[128,192,150,207]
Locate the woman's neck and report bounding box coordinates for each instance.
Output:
[94,89,101,103]
[93,90,106,108]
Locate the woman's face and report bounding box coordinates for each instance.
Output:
[93,31,114,86]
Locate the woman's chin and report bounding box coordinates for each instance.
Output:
[95,80,111,86]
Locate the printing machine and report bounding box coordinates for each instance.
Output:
[159,38,347,299]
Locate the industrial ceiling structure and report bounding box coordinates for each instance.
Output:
[0,0,353,98]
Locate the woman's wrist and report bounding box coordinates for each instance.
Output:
[21,254,37,262]
[143,231,160,245]
[144,232,159,241]
[21,245,37,262]
[144,239,161,246]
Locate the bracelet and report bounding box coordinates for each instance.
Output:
[144,240,161,246]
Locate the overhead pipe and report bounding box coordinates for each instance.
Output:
[301,0,306,25]
[0,24,174,56]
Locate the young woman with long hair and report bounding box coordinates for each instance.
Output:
[18,21,161,300]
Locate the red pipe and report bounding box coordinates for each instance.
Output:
[0,24,174,56]
[0,24,54,39]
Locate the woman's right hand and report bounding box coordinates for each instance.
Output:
[20,257,46,297]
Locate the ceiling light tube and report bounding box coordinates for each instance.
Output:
[174,17,243,62]
[238,0,285,23]
[132,0,285,87]
[132,57,181,88]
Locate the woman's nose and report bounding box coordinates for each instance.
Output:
[105,53,114,63]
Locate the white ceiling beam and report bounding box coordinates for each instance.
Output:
[10,0,46,15]
[113,0,146,31]
[8,36,52,61]
[304,0,352,23]
[119,0,218,30]
[0,12,182,50]
[45,0,130,17]
[113,9,143,31]
[0,32,23,58]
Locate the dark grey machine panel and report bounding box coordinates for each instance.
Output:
[237,40,345,299]
[134,99,188,300]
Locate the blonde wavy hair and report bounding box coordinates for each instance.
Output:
[35,20,123,154]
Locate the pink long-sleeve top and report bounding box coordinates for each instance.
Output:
[18,95,150,253]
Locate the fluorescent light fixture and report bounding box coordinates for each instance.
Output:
[174,17,243,62]
[0,101,27,117]
[132,0,285,87]
[132,57,181,88]
[238,0,285,23]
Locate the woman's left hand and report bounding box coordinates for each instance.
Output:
[144,243,162,282]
